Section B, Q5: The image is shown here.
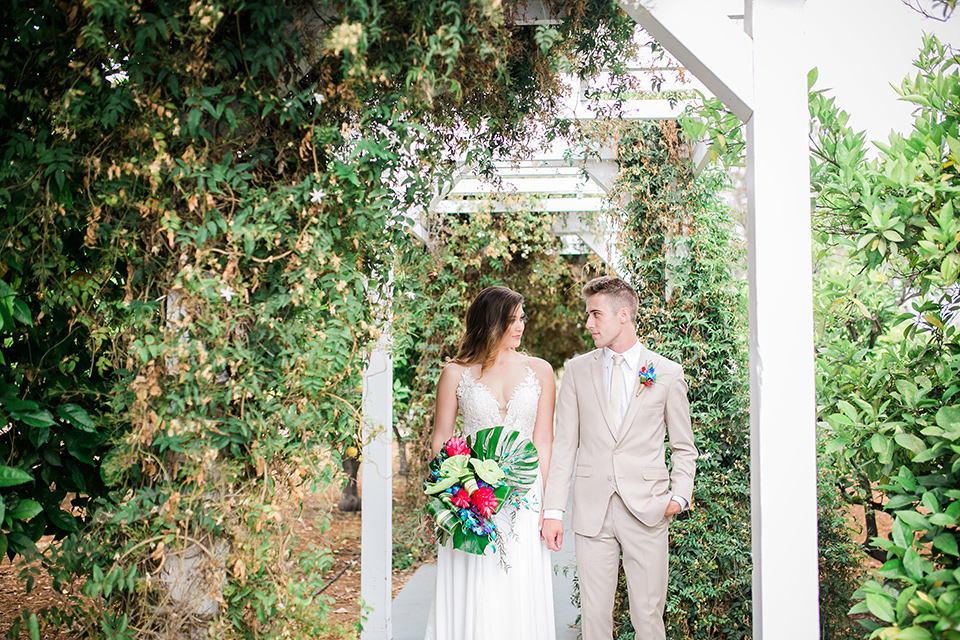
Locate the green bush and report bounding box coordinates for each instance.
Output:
[811,34,960,640]
[1,0,638,633]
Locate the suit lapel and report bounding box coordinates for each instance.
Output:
[589,351,619,439]
[620,344,652,436]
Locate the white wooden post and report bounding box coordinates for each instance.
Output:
[745,1,820,637]
[361,319,393,640]
[618,1,821,637]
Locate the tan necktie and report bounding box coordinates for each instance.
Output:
[609,354,625,428]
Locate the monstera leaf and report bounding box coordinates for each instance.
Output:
[468,426,539,490]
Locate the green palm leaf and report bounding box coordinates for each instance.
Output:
[467,427,539,490]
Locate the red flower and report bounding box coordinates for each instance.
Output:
[644,380,654,387]
[444,437,471,457]
[471,486,498,518]
[452,488,471,508]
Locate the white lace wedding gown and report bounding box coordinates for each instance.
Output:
[425,366,556,640]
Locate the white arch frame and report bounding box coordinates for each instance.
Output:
[361,1,819,638]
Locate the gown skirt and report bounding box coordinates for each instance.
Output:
[425,473,556,640]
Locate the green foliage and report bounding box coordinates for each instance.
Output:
[677,94,745,168]
[0,0,632,638]
[1,0,636,632]
[817,441,867,640]
[0,277,98,560]
[613,120,752,639]
[812,34,960,640]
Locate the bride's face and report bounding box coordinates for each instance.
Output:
[500,305,527,350]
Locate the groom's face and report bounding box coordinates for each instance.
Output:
[584,293,628,349]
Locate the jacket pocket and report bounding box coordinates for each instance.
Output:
[576,464,593,477]
[642,468,669,480]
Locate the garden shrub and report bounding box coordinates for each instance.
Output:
[810,35,960,640]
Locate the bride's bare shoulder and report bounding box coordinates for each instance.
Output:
[521,354,554,377]
[441,361,468,376]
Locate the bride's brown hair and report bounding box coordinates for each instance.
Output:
[452,286,524,371]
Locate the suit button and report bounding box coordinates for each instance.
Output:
[607,476,613,481]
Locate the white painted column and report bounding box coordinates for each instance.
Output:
[745,1,820,638]
[360,327,393,640]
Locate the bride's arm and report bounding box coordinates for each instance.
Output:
[531,358,556,484]
[431,364,461,455]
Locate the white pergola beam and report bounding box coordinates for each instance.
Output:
[449,177,606,196]
[745,1,819,637]
[559,99,698,120]
[619,0,754,121]
[584,160,619,194]
[552,212,627,278]
[433,198,607,214]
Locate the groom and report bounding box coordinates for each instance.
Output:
[542,276,697,640]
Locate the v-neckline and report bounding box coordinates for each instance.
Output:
[466,366,536,416]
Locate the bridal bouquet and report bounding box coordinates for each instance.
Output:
[423,426,539,555]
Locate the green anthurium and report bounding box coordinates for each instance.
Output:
[470,458,505,485]
[424,455,471,494]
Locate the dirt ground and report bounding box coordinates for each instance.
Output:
[0,474,420,640]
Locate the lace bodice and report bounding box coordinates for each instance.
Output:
[456,366,541,441]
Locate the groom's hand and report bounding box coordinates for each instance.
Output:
[542,518,563,551]
[664,499,682,517]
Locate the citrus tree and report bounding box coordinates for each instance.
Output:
[811,35,960,639]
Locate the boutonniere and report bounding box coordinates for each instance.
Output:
[635,362,656,396]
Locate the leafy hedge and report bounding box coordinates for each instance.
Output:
[812,35,960,640]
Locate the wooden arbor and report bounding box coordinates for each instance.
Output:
[361,1,819,638]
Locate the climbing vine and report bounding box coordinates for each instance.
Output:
[0,0,634,635]
[610,119,752,639]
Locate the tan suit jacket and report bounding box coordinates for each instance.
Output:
[544,345,697,534]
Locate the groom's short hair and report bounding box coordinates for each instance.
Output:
[582,276,638,321]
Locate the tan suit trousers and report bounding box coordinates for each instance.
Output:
[575,493,670,640]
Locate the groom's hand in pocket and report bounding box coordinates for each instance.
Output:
[542,518,563,551]
[664,499,682,518]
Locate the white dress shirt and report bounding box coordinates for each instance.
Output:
[604,343,643,423]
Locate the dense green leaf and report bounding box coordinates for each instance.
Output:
[7,500,43,521]
[56,405,95,432]
[0,467,33,488]
[866,592,897,623]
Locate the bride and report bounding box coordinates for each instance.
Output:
[425,285,557,640]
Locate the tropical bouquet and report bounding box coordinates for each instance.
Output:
[423,426,539,555]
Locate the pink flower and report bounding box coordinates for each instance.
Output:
[444,437,471,457]
[471,486,498,518]
[452,488,471,508]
